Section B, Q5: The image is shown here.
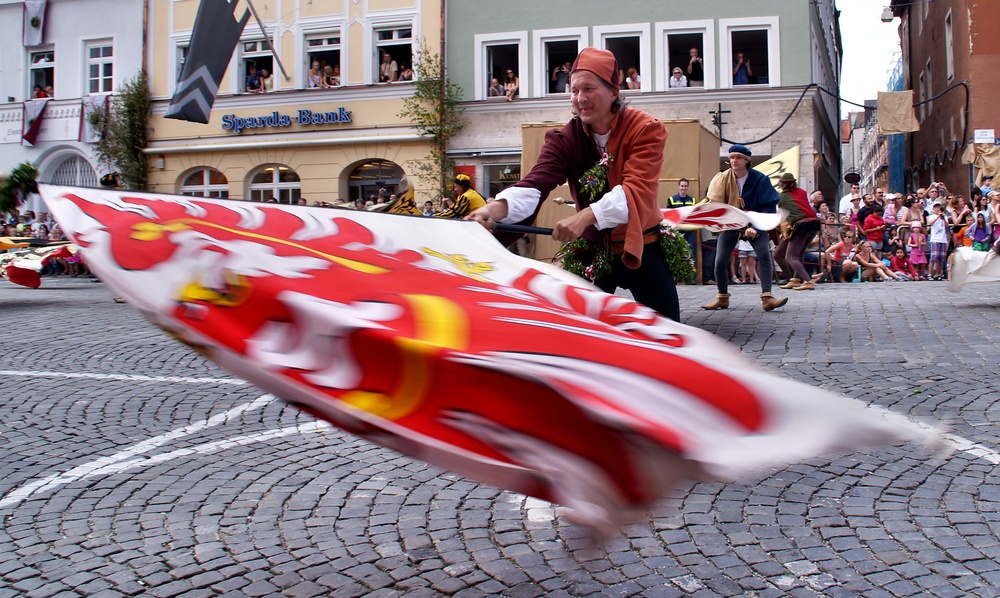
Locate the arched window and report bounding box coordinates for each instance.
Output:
[180,168,229,198]
[48,156,98,187]
[248,165,301,204]
[347,159,404,203]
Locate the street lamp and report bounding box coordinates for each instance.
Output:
[881,0,936,23]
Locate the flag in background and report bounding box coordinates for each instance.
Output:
[165,0,251,124]
[23,0,46,46]
[21,98,49,146]
[40,184,940,535]
[80,95,108,143]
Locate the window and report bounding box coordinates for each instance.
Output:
[241,39,274,93]
[532,28,588,98]
[180,168,229,198]
[925,58,932,113]
[719,17,780,88]
[86,42,114,94]
[485,163,521,198]
[657,20,715,90]
[918,72,925,122]
[375,26,412,83]
[49,156,98,187]
[177,44,189,80]
[306,33,341,87]
[249,165,300,204]
[347,159,404,202]
[944,11,954,81]
[29,50,54,98]
[595,24,650,93]
[475,32,527,100]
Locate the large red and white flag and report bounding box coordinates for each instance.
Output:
[41,184,938,534]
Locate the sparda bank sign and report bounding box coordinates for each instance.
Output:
[221,107,352,134]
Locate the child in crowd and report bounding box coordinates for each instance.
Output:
[907,222,928,280]
[889,248,919,281]
[965,212,993,251]
[737,238,758,283]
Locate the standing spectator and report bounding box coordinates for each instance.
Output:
[908,222,928,279]
[776,172,820,290]
[668,67,688,88]
[927,202,950,279]
[488,78,503,97]
[625,67,641,90]
[981,175,994,196]
[246,66,262,93]
[686,47,704,87]
[503,69,519,102]
[422,201,436,216]
[857,194,876,238]
[260,69,273,92]
[965,212,993,251]
[839,183,861,215]
[846,196,863,234]
[398,64,413,82]
[308,60,327,88]
[703,144,787,311]
[467,47,680,321]
[862,205,887,254]
[883,193,899,226]
[732,51,752,85]
[669,178,697,283]
[379,52,398,83]
[551,61,571,93]
[325,65,341,86]
[437,174,485,219]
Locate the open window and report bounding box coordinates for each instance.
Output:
[29,49,54,98]
[719,17,780,88]
[475,32,527,100]
[375,26,412,83]
[657,20,714,90]
[532,28,587,98]
[306,33,341,87]
[594,24,649,93]
[241,39,274,92]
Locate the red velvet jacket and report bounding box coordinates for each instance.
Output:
[509,107,667,269]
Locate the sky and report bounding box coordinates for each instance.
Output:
[836,0,902,117]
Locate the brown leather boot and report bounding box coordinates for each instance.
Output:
[701,293,730,310]
[779,278,802,289]
[760,292,788,311]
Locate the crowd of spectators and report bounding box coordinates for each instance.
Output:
[2,209,88,276]
[702,179,1000,286]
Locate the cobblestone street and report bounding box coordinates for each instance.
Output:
[1,277,999,597]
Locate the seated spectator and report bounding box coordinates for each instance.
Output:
[668,67,688,88]
[308,60,327,88]
[819,227,859,283]
[854,240,903,281]
[488,78,502,97]
[889,248,918,281]
[503,69,519,102]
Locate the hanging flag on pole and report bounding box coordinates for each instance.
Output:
[40,184,940,535]
[165,0,251,124]
[23,0,47,46]
[21,98,49,146]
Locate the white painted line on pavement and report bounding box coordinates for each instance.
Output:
[0,394,277,509]
[0,370,249,385]
[940,432,1000,465]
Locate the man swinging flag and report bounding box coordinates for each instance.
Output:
[165,0,251,124]
[40,184,940,535]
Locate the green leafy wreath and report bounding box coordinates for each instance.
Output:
[556,224,695,284]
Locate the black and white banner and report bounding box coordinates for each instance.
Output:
[165,0,250,124]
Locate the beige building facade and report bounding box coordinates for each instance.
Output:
[146,0,441,205]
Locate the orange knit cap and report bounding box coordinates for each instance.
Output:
[570,47,620,93]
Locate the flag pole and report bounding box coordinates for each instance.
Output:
[244,0,290,81]
[494,223,553,236]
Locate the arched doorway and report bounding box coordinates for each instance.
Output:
[347,159,404,203]
[47,155,99,187]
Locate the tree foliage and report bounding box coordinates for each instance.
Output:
[89,69,152,190]
[397,41,466,199]
[0,162,39,215]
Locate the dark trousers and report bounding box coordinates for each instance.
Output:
[596,241,680,321]
[715,229,773,294]
[783,220,820,281]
